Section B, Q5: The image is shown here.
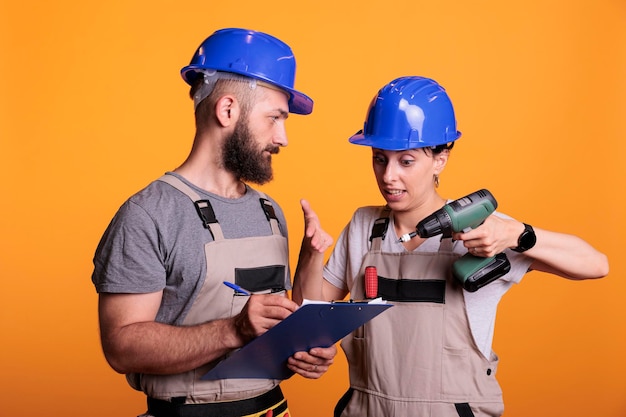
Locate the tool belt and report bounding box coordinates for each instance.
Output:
[147,386,286,417]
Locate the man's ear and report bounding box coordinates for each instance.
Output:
[215,95,239,127]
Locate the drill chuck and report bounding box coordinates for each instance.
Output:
[417,209,453,238]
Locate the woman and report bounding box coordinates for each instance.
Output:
[293,76,608,417]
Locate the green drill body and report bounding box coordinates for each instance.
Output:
[416,189,511,292]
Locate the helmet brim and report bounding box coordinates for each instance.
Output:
[181,66,313,115]
[349,131,461,151]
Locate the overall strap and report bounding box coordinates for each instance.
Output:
[157,174,225,241]
[439,236,454,252]
[369,206,391,252]
[455,403,476,417]
[257,191,282,236]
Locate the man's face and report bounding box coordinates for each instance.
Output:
[222,86,289,185]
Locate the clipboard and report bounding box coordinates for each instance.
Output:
[201,301,392,380]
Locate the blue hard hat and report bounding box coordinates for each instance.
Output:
[181,28,313,115]
[349,76,461,150]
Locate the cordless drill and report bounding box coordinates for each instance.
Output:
[399,189,511,292]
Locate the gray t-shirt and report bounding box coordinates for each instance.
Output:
[92,172,290,325]
[323,205,533,358]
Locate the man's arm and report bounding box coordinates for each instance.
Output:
[98,291,297,375]
[292,199,346,305]
[285,199,342,377]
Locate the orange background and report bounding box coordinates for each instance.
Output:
[1,1,625,416]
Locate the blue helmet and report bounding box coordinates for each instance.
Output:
[349,76,461,150]
[181,28,313,115]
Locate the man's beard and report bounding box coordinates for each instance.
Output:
[222,117,279,185]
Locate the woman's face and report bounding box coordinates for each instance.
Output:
[371,147,447,213]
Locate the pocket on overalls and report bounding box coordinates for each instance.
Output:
[235,265,286,293]
[442,345,471,396]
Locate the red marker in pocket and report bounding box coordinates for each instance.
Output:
[365,266,378,299]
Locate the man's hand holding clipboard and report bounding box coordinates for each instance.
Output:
[202,299,392,380]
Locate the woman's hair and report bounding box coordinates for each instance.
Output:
[424,142,455,156]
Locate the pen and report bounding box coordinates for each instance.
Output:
[223,281,251,295]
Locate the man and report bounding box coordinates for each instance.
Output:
[92,28,335,417]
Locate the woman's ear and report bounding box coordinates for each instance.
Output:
[433,150,450,175]
[215,95,239,127]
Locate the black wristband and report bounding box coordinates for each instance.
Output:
[512,223,536,253]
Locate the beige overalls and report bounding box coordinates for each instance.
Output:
[336,209,504,417]
[129,174,291,417]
